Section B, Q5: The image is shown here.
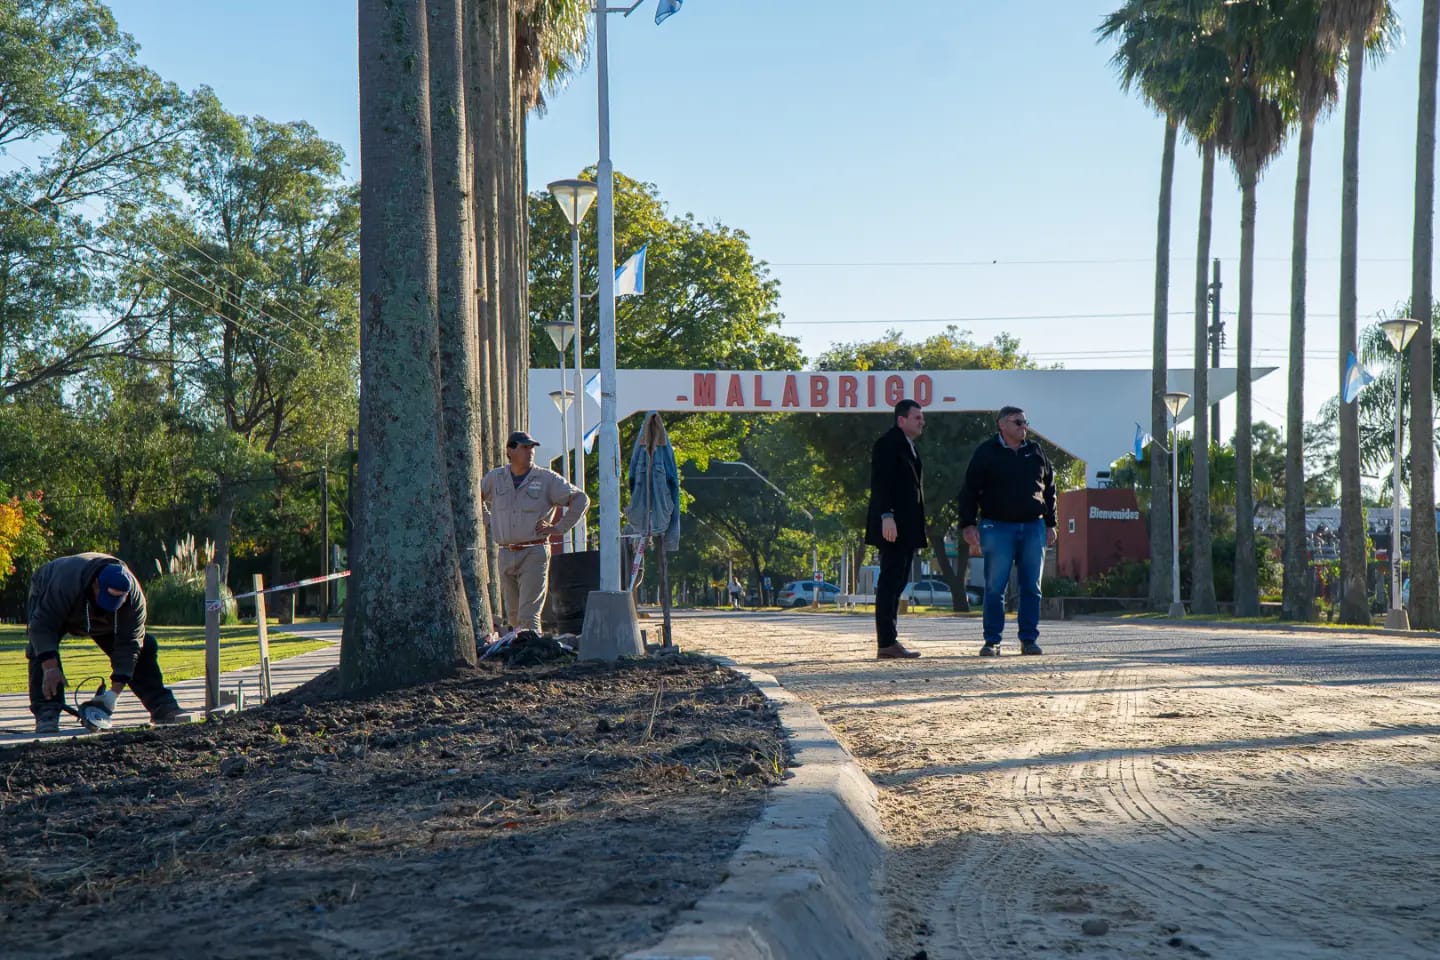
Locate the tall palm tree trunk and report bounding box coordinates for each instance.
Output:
[430,0,493,643]
[1234,167,1259,617]
[1149,118,1178,612]
[1192,141,1219,615]
[1410,0,1440,629]
[345,0,476,695]
[1283,114,1317,621]
[1338,26,1370,623]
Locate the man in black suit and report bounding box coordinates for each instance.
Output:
[865,399,927,659]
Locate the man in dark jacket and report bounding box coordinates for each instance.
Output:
[958,406,1057,656]
[26,552,193,733]
[865,399,926,659]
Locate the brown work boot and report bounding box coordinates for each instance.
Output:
[877,643,921,660]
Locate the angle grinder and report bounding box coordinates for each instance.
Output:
[59,677,117,732]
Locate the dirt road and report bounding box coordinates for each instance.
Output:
[673,611,1440,959]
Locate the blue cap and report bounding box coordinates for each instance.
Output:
[95,564,131,611]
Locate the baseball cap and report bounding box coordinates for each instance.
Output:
[95,563,132,611]
[507,431,539,448]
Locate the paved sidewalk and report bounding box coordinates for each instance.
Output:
[0,622,340,746]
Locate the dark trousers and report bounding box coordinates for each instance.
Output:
[27,633,180,720]
[875,542,913,649]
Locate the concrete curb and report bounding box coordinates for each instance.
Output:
[625,657,889,960]
[1084,613,1440,641]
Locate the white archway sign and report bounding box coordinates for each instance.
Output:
[526,367,1273,486]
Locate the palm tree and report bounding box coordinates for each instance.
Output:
[430,0,495,642]
[1326,0,1394,622]
[1098,0,1188,612]
[1215,0,1291,617]
[1408,0,1439,628]
[1276,0,1340,622]
[346,0,478,694]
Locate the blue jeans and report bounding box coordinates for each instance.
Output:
[979,519,1045,645]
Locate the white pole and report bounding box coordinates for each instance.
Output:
[595,3,621,591]
[1392,365,1404,615]
[570,222,587,552]
[1170,418,1183,616]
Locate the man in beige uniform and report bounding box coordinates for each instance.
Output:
[481,431,590,633]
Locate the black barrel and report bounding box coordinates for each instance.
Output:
[543,549,600,636]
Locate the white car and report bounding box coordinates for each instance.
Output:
[777,580,841,607]
[901,578,983,607]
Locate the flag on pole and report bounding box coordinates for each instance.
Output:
[654,0,682,25]
[615,244,647,297]
[585,372,602,405]
[1134,422,1153,462]
[583,423,600,454]
[1342,351,1374,403]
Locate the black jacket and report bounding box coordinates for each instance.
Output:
[26,553,148,681]
[865,426,926,549]
[957,435,1057,529]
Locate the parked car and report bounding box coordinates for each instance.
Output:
[777,580,841,607]
[901,578,983,608]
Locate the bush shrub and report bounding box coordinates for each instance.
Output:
[146,572,238,626]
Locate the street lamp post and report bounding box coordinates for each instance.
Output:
[1163,391,1190,619]
[1380,316,1422,629]
[717,460,821,608]
[548,388,575,551]
[546,178,598,552]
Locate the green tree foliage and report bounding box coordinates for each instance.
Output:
[0,0,186,398]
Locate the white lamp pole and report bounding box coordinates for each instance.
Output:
[546,179,598,551]
[548,388,575,552]
[1380,316,1421,629]
[1164,391,1190,618]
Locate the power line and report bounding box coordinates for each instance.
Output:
[780,310,1345,326]
[768,256,1413,267]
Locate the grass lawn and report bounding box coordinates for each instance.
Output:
[1117,611,1381,630]
[0,624,332,694]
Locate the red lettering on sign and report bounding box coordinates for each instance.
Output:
[866,375,876,407]
[726,374,745,407]
[838,376,859,408]
[693,374,717,407]
[809,375,829,407]
[781,375,800,407]
[885,375,904,405]
[915,375,933,406]
[753,375,772,407]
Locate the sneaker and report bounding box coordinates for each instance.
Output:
[1021,642,1043,656]
[34,715,60,734]
[979,644,1000,657]
[151,708,196,725]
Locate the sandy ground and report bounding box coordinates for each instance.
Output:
[673,610,1440,960]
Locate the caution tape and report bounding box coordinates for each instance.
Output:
[232,570,351,600]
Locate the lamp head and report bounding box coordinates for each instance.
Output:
[1163,391,1190,419]
[549,389,574,413]
[546,178,598,227]
[1380,316,1422,353]
[542,319,574,352]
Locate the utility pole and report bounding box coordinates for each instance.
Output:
[1208,258,1224,442]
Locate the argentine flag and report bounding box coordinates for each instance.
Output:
[615,244,647,297]
[583,423,600,454]
[1134,423,1153,462]
[655,0,682,25]
[585,373,601,405]
[1342,351,1374,404]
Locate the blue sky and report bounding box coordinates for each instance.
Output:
[101,0,1429,443]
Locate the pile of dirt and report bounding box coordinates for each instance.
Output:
[0,654,787,959]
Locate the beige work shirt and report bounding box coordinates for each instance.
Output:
[481,466,589,545]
